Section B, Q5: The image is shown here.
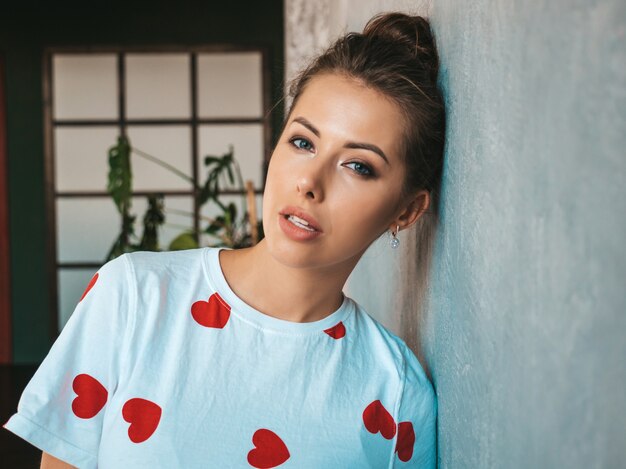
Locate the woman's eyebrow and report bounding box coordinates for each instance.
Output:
[344,141,390,166]
[291,116,390,165]
[292,116,321,138]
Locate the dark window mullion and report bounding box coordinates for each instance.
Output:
[55,189,261,198]
[45,51,62,337]
[191,52,200,243]
[118,52,126,136]
[58,262,107,269]
[57,190,192,197]
[53,117,263,126]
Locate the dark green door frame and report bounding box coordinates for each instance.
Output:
[0,53,12,364]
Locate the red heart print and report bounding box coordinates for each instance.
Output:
[79,273,99,302]
[363,400,396,439]
[191,292,231,329]
[71,373,108,419]
[247,428,290,468]
[122,398,162,443]
[395,421,415,462]
[323,321,346,339]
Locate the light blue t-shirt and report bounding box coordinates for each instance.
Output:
[3,246,437,468]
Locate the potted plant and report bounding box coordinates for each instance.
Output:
[105,135,263,262]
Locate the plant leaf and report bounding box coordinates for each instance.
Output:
[204,155,221,167]
[227,202,237,221]
[138,194,165,251]
[107,136,132,215]
[168,231,199,251]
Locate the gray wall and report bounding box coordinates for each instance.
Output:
[286,0,626,466]
[424,0,626,467]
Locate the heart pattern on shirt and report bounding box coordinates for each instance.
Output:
[247,428,290,468]
[363,400,416,462]
[79,273,99,302]
[65,272,419,462]
[191,292,231,329]
[122,398,162,443]
[363,399,396,439]
[323,321,346,339]
[395,421,416,462]
[71,373,108,419]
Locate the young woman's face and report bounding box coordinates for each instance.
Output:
[262,72,412,270]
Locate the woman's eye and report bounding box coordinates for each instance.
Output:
[289,137,314,152]
[345,161,375,178]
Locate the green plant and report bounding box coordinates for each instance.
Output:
[105,135,263,262]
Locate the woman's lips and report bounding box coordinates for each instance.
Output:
[278,213,323,241]
[278,206,322,232]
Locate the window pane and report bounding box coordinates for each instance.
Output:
[57,196,196,262]
[125,53,191,119]
[127,125,193,191]
[58,268,98,331]
[198,124,265,189]
[197,52,263,118]
[57,198,120,263]
[53,54,118,120]
[55,126,119,191]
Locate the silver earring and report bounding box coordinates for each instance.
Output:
[390,225,400,249]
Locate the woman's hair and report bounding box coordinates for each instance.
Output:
[284,12,446,207]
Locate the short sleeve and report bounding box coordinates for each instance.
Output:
[391,347,438,468]
[2,253,134,469]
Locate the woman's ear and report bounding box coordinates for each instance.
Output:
[391,190,430,232]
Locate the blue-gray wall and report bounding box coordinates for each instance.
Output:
[423,0,626,467]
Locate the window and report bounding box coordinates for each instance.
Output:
[44,47,271,332]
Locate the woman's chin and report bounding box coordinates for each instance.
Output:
[266,235,327,268]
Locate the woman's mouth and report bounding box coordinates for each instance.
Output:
[278,206,323,232]
[278,213,323,241]
[285,214,316,232]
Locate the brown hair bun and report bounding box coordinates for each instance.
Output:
[363,12,440,83]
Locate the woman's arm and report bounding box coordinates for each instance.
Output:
[40,452,77,469]
[2,255,133,469]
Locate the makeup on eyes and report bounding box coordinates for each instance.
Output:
[288,135,377,178]
[290,116,391,166]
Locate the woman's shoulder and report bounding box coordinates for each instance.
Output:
[108,248,211,308]
[114,246,211,284]
[123,246,208,270]
[351,300,432,390]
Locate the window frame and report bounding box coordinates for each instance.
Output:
[43,44,272,338]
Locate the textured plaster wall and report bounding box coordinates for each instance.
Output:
[425,0,626,467]
[287,0,626,467]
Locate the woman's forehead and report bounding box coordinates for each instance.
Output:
[288,73,405,156]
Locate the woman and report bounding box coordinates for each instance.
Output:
[3,11,445,469]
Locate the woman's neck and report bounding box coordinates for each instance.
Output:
[218,239,359,323]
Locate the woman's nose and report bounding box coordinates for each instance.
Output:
[296,162,325,202]
[296,175,322,201]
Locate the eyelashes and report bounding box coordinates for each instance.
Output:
[288,136,376,178]
[290,136,315,152]
[344,161,375,178]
